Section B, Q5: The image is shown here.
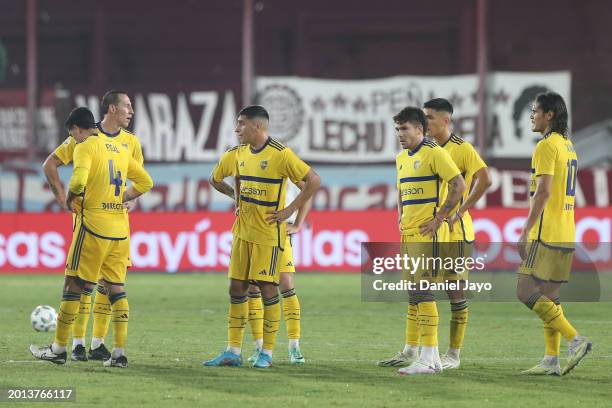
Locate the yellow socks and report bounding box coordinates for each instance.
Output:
[262,295,281,351]
[92,285,112,340]
[248,291,264,345]
[228,296,248,349]
[530,295,577,341]
[54,292,81,347]
[544,301,562,356]
[405,303,419,347]
[417,301,439,347]
[449,300,469,350]
[281,288,301,341]
[109,292,129,349]
[72,287,93,340]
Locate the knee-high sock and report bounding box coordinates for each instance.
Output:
[528,295,577,341]
[281,288,301,340]
[247,291,264,342]
[417,301,439,347]
[449,300,469,350]
[109,292,129,349]
[54,292,81,347]
[228,296,248,349]
[262,295,281,351]
[92,285,112,340]
[72,286,94,339]
[542,297,562,356]
[405,303,419,347]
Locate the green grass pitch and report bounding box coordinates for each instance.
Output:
[1,273,611,407]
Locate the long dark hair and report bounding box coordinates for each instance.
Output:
[535,92,569,136]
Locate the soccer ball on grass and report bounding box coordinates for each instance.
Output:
[30,305,57,332]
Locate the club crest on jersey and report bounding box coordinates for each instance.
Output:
[413,160,420,170]
[122,143,128,149]
[260,160,268,170]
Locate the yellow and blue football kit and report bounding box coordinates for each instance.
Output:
[396,138,461,350]
[55,125,145,344]
[211,138,310,284]
[396,139,461,282]
[520,132,578,282]
[65,135,152,285]
[54,124,144,265]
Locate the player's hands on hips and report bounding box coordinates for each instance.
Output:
[265,207,294,224]
[124,198,137,212]
[67,196,82,214]
[286,222,303,235]
[517,230,529,260]
[419,216,443,238]
[447,210,463,232]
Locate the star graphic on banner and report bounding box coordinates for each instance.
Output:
[447,92,465,108]
[311,97,326,112]
[332,93,348,109]
[352,97,367,112]
[493,88,510,104]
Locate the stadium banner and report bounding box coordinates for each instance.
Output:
[0,71,568,162]
[255,71,570,161]
[1,163,609,212]
[0,208,609,273]
[0,89,59,157]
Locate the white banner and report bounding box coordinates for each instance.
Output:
[255,72,571,161]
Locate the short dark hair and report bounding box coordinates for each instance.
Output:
[101,89,128,114]
[393,107,427,135]
[65,107,96,130]
[424,98,454,114]
[238,105,269,121]
[535,92,569,136]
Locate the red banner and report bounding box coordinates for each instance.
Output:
[0,208,610,273]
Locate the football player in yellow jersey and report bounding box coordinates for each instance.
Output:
[30,107,153,367]
[204,105,320,369]
[42,90,142,362]
[517,92,591,376]
[244,181,312,365]
[377,107,466,375]
[422,98,491,369]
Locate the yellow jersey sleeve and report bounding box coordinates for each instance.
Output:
[431,147,461,183]
[53,136,76,165]
[281,148,310,184]
[132,137,145,165]
[460,143,487,175]
[533,140,556,176]
[69,140,94,194]
[127,157,153,193]
[211,148,238,182]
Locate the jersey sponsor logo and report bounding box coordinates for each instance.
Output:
[101,202,125,210]
[260,160,268,170]
[258,269,267,276]
[240,186,267,197]
[401,187,424,196]
[286,261,294,267]
[239,161,245,167]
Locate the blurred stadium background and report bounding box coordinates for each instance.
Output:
[0,0,609,274]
